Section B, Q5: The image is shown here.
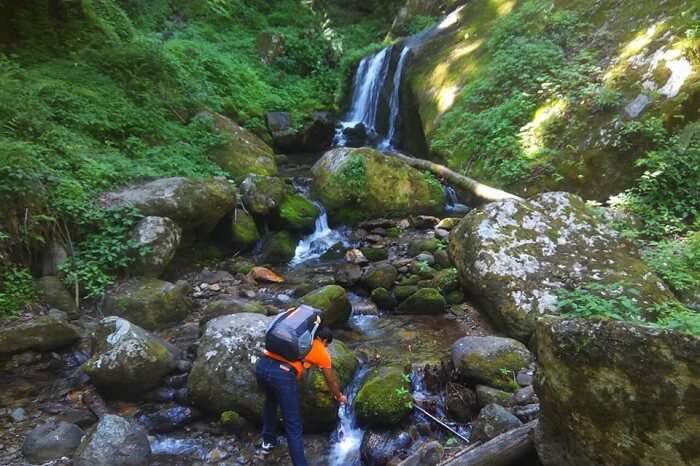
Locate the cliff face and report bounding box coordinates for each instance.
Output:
[405,0,699,200]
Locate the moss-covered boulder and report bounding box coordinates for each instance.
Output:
[370,287,397,310]
[240,174,289,218]
[312,147,445,224]
[230,210,260,250]
[394,285,418,302]
[452,336,532,391]
[300,340,358,432]
[36,276,78,317]
[396,288,446,314]
[355,366,412,428]
[0,316,80,355]
[130,216,182,277]
[424,268,459,294]
[407,238,441,257]
[200,111,277,180]
[361,247,389,262]
[362,263,398,291]
[534,316,700,466]
[102,278,191,331]
[299,285,351,328]
[279,193,319,232]
[99,177,236,237]
[82,317,178,399]
[259,231,298,265]
[449,192,675,341]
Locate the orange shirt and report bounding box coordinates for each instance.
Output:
[264,338,332,379]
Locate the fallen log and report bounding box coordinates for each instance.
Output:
[439,419,538,466]
[387,151,523,204]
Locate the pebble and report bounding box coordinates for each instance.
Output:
[209,284,221,292]
[244,290,257,298]
[10,408,28,422]
[276,294,292,303]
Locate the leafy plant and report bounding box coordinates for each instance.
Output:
[0,267,37,318]
[557,283,645,322]
[643,233,700,293]
[394,385,414,410]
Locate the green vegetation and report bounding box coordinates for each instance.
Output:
[0,267,37,317]
[643,233,700,296]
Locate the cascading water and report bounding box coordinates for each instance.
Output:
[444,185,471,215]
[289,204,350,266]
[328,365,371,466]
[378,46,411,150]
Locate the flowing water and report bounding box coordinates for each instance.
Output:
[444,185,471,215]
[290,207,350,267]
[328,365,371,466]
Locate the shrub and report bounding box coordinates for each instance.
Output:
[0,267,37,318]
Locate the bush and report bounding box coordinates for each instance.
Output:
[0,267,37,318]
[643,233,700,294]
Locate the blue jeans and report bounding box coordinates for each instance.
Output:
[255,356,307,466]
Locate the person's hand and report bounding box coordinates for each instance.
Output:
[336,394,348,405]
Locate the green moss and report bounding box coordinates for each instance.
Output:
[231,210,259,250]
[397,288,446,315]
[360,247,389,262]
[279,193,320,232]
[299,285,351,327]
[260,231,297,265]
[355,366,412,428]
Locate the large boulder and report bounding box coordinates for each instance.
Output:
[230,209,260,251]
[36,275,78,317]
[82,317,178,399]
[299,285,352,328]
[278,193,320,232]
[200,111,277,179]
[73,414,150,466]
[355,366,412,428]
[102,278,191,330]
[259,231,298,265]
[266,111,336,154]
[534,316,700,466]
[449,192,675,341]
[452,336,532,391]
[312,147,445,224]
[240,174,289,218]
[129,216,182,277]
[22,420,84,464]
[362,263,398,291]
[99,177,236,237]
[0,316,80,355]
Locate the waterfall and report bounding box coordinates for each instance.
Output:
[328,365,371,466]
[444,185,471,215]
[378,46,411,151]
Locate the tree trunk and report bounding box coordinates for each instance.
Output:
[387,151,522,205]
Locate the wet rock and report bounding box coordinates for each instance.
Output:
[356,366,412,428]
[229,209,259,251]
[266,111,335,154]
[102,278,191,331]
[22,420,84,464]
[130,216,181,277]
[36,276,78,317]
[410,215,440,229]
[448,192,675,341]
[471,403,523,442]
[334,263,362,287]
[396,288,446,315]
[312,147,445,224]
[397,440,443,466]
[361,429,412,466]
[362,264,398,291]
[278,193,320,232]
[299,285,352,328]
[82,317,178,399]
[534,316,700,466]
[99,176,236,237]
[320,242,348,260]
[259,231,297,265]
[136,406,202,434]
[452,336,533,391]
[0,316,80,355]
[166,373,189,388]
[445,383,478,422]
[346,248,369,264]
[74,414,151,466]
[240,174,288,217]
[371,287,397,310]
[407,238,441,257]
[475,385,513,409]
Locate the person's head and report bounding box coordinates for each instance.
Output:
[317,326,333,346]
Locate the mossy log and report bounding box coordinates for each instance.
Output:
[387,151,522,204]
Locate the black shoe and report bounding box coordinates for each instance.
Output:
[257,440,275,456]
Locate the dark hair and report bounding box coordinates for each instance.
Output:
[317,326,333,344]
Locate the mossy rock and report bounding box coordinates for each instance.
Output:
[360,247,389,262]
[299,285,351,328]
[201,298,268,327]
[446,289,465,305]
[426,268,459,294]
[223,258,255,275]
[231,210,260,251]
[259,231,297,265]
[452,336,532,391]
[408,239,441,257]
[394,285,418,302]
[362,264,398,291]
[370,287,397,310]
[396,288,446,315]
[312,147,445,225]
[355,366,412,428]
[36,276,78,318]
[278,193,319,232]
[240,174,289,217]
[476,385,513,409]
[0,316,80,355]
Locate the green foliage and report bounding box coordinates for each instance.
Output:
[0,267,37,317]
[82,0,135,42]
[653,301,700,335]
[338,154,368,196]
[643,233,700,293]
[404,15,438,36]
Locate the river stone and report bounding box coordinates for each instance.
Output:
[22,419,84,464]
[397,440,444,466]
[135,406,202,434]
[396,288,446,314]
[278,193,319,232]
[312,147,445,224]
[334,263,362,287]
[240,174,289,217]
[471,403,523,442]
[355,366,412,428]
[299,285,351,328]
[360,429,412,466]
[130,216,182,277]
[202,297,268,326]
[259,231,297,265]
[452,336,532,391]
[74,414,151,466]
[534,316,700,466]
[448,192,675,341]
[425,268,459,294]
[370,287,397,310]
[99,177,236,237]
[82,317,178,399]
[230,209,260,251]
[394,285,418,302]
[0,316,80,355]
[445,382,478,422]
[362,263,398,291]
[476,385,513,408]
[408,238,441,257]
[36,276,78,317]
[300,340,358,432]
[102,278,191,331]
[200,111,277,179]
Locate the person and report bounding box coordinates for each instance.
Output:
[255,325,347,466]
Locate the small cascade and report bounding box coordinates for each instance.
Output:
[289,206,350,266]
[411,366,472,440]
[328,365,371,466]
[444,185,471,215]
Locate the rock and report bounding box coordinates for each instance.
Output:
[397,440,443,466]
[534,316,700,466]
[436,217,461,231]
[362,264,398,291]
[356,366,412,428]
[360,429,412,466]
[259,231,297,265]
[312,147,445,224]
[471,403,523,442]
[407,238,441,257]
[220,410,250,435]
[200,111,277,179]
[300,340,358,432]
[361,247,389,262]
[345,248,369,264]
[449,192,675,341]
[249,266,285,284]
[240,174,288,217]
[476,385,513,409]
[202,297,268,326]
[22,420,84,464]
[300,111,336,153]
[278,193,319,232]
[266,111,335,154]
[136,406,201,434]
[11,407,28,422]
[394,285,418,302]
[512,403,540,423]
[445,382,478,422]
[434,249,451,268]
[99,177,236,237]
[129,216,181,276]
[426,268,459,294]
[82,317,178,399]
[223,258,255,275]
[334,263,363,287]
[73,414,151,466]
[299,285,352,328]
[36,276,78,317]
[41,240,68,276]
[435,228,450,239]
[396,288,446,314]
[0,316,80,355]
[102,278,191,331]
[509,385,538,406]
[320,242,348,260]
[370,287,397,310]
[445,290,465,305]
[410,215,440,229]
[452,336,532,391]
[415,252,435,265]
[230,210,259,251]
[516,367,534,386]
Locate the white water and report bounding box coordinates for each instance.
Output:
[289,206,350,267]
[328,365,371,466]
[444,185,471,215]
[378,46,411,151]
